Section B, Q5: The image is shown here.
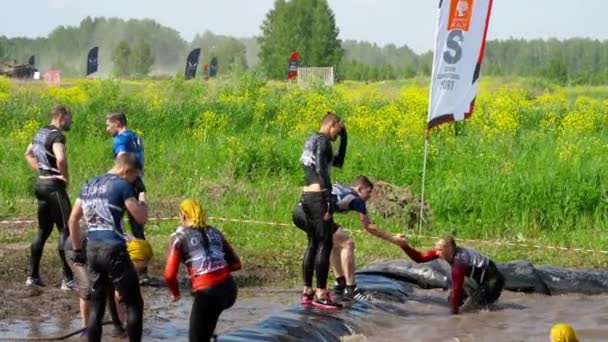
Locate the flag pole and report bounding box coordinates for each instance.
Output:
[417,131,430,237]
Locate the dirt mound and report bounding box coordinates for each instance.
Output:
[368,181,429,228]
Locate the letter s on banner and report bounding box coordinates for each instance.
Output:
[427,0,493,130]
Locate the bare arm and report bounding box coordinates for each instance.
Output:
[358,213,394,242]
[52,142,69,182]
[24,144,39,170]
[69,199,84,250]
[125,198,148,224]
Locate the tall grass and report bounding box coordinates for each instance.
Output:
[1,75,607,252]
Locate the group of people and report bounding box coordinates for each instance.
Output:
[24,106,528,340]
[294,112,506,313]
[25,106,240,341]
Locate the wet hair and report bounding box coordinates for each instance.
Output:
[51,105,70,119]
[442,235,457,249]
[106,112,127,127]
[113,152,138,172]
[352,176,374,189]
[320,112,342,127]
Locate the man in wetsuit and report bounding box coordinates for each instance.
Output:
[391,234,505,314]
[293,176,397,301]
[68,153,148,342]
[105,112,150,284]
[299,112,347,309]
[24,105,75,289]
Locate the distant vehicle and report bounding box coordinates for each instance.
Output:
[0,56,38,79]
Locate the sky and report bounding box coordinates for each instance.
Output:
[2,0,607,53]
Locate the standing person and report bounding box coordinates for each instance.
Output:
[164,199,241,342]
[293,176,396,301]
[105,112,150,284]
[64,230,126,337]
[391,234,505,314]
[68,153,148,342]
[24,105,75,289]
[299,112,347,309]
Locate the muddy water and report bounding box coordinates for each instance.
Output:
[0,287,295,341]
[1,287,607,341]
[362,289,608,342]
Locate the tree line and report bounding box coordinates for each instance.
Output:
[1,0,607,83]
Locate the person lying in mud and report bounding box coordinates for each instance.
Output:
[391,234,505,314]
[293,176,397,301]
[64,232,126,337]
[68,153,148,342]
[298,112,347,309]
[164,199,241,342]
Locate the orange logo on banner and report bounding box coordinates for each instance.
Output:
[448,0,474,31]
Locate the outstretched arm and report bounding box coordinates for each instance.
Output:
[358,213,394,242]
[391,234,439,263]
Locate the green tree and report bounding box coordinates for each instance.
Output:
[112,40,131,77]
[258,0,343,79]
[131,42,155,78]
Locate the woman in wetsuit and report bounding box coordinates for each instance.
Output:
[164,199,241,341]
[299,112,347,309]
[391,234,504,314]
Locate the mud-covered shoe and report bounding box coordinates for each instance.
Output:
[312,295,343,309]
[343,285,362,301]
[26,276,46,287]
[301,292,314,305]
[139,273,152,286]
[61,278,78,291]
[333,276,346,295]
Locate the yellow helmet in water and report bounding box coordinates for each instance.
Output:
[550,323,579,342]
[127,239,153,261]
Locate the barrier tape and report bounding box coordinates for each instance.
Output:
[1,215,607,255]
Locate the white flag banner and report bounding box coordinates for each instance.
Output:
[427,0,493,129]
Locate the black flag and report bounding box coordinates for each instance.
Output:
[86,47,99,76]
[28,55,35,66]
[185,48,201,80]
[209,57,219,77]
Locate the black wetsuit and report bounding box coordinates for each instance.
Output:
[79,174,144,342]
[30,125,73,282]
[299,131,347,289]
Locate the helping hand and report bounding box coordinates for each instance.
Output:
[392,234,409,248]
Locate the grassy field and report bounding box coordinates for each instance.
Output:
[0,74,607,280]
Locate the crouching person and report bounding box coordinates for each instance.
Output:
[391,234,505,314]
[164,199,241,342]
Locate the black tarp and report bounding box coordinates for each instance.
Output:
[219,259,608,341]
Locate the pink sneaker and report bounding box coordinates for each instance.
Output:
[301,292,314,305]
[312,295,343,309]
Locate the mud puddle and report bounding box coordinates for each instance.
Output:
[362,288,608,342]
[0,287,296,341]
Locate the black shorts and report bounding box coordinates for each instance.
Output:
[292,203,339,233]
[87,240,141,303]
